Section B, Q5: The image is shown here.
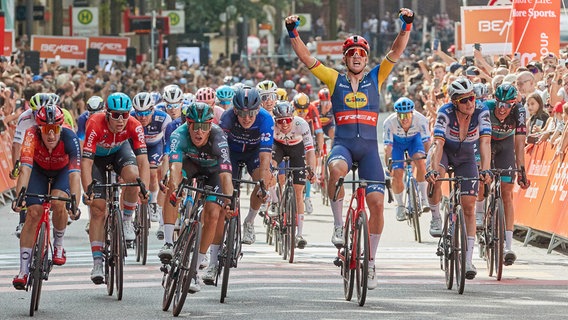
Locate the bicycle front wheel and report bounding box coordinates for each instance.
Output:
[114,209,125,300]
[494,198,505,281]
[454,205,467,294]
[342,209,354,301]
[221,217,238,303]
[105,213,114,297]
[409,179,422,243]
[287,187,297,264]
[173,223,201,317]
[29,222,46,316]
[136,204,149,265]
[162,225,188,311]
[485,195,495,277]
[442,200,454,290]
[355,211,369,306]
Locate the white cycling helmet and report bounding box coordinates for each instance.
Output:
[86,96,105,113]
[162,84,183,104]
[132,92,154,112]
[183,92,196,105]
[448,77,474,100]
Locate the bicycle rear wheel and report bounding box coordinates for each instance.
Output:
[287,187,297,264]
[442,201,454,290]
[409,179,422,243]
[114,209,125,301]
[162,225,188,311]
[321,157,329,206]
[342,209,354,301]
[220,216,238,303]
[281,189,290,262]
[494,199,505,281]
[454,205,467,294]
[172,223,201,317]
[355,211,369,306]
[29,223,46,316]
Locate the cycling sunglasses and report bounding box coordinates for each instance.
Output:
[40,124,62,135]
[235,109,259,118]
[261,93,277,102]
[397,113,411,120]
[276,117,293,125]
[107,111,130,120]
[135,110,152,117]
[345,47,368,58]
[166,103,181,109]
[190,122,212,132]
[454,95,475,104]
[497,101,515,109]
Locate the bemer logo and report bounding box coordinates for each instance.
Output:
[40,44,79,54]
[478,19,512,36]
[90,42,124,51]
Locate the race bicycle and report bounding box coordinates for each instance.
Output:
[15,180,77,316]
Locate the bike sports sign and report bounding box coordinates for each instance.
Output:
[89,37,130,62]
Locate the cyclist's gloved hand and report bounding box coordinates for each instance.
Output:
[285,16,300,38]
[425,170,439,183]
[399,8,414,31]
[517,167,530,189]
[11,199,24,212]
[480,170,494,184]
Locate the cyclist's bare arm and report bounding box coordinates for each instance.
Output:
[168,162,183,192]
[13,165,31,211]
[514,134,526,169]
[219,172,234,204]
[69,171,81,204]
[285,16,317,68]
[135,153,151,195]
[80,158,94,195]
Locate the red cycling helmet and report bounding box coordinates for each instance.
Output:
[342,35,369,54]
[318,88,330,101]
[36,105,64,126]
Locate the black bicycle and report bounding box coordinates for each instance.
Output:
[87,165,147,301]
[478,168,522,280]
[134,203,149,265]
[216,162,263,303]
[162,176,234,316]
[433,169,485,295]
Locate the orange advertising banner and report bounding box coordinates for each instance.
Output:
[88,36,130,62]
[316,41,343,60]
[461,6,514,56]
[3,30,13,56]
[31,36,88,65]
[512,0,560,65]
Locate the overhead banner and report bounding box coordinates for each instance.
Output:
[461,6,513,56]
[3,29,13,56]
[512,0,560,65]
[89,36,130,62]
[71,7,99,37]
[31,35,88,65]
[162,10,185,34]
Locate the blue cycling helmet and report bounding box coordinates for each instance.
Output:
[107,92,133,112]
[216,85,235,101]
[393,97,415,113]
[233,86,261,111]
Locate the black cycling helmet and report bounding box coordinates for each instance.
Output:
[232,86,261,111]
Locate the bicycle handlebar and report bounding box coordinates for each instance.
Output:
[332,177,390,202]
[16,187,79,219]
[427,176,489,198]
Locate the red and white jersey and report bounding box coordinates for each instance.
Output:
[273,116,314,151]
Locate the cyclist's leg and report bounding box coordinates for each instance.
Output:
[50,168,73,265]
[455,161,480,269]
[148,143,163,221]
[493,141,517,260]
[390,143,406,219]
[199,174,225,270]
[408,134,429,209]
[327,142,351,228]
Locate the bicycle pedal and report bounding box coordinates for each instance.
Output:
[333,256,342,267]
[436,248,444,257]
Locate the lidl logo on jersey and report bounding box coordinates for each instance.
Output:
[344,92,368,109]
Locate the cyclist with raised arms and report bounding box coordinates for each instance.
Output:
[81,92,150,284]
[286,8,414,290]
[219,86,274,245]
[483,84,530,265]
[12,105,81,289]
[132,92,172,222]
[272,101,317,248]
[161,102,234,292]
[425,77,493,280]
[383,97,432,229]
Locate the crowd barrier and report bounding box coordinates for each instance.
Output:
[0,129,16,205]
[513,141,568,253]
